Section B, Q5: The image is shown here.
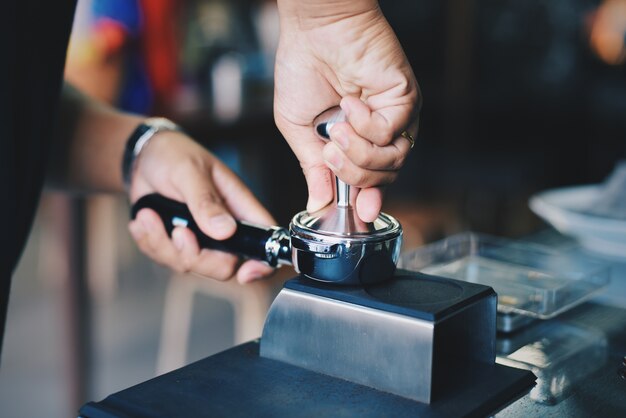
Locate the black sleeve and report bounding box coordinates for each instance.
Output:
[0,0,77,361]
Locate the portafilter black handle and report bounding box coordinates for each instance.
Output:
[131,194,291,267]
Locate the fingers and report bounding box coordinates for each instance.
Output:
[236,260,275,284]
[317,99,419,193]
[130,208,274,282]
[341,95,418,146]
[322,141,400,189]
[130,209,186,270]
[309,95,419,191]
[130,132,279,283]
[303,164,335,213]
[327,121,411,171]
[210,160,276,225]
[321,116,411,222]
[190,168,279,282]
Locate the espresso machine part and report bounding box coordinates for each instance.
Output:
[131,111,402,285]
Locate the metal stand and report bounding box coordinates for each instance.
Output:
[261,271,497,403]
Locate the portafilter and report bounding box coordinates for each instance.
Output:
[131,110,402,285]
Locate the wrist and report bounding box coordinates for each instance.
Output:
[277,0,379,30]
[122,117,181,191]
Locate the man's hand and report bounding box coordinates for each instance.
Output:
[55,85,275,283]
[274,0,421,222]
[127,131,276,284]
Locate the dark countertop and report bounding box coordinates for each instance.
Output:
[79,340,534,418]
[79,230,626,417]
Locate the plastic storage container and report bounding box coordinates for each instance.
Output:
[496,321,607,405]
[399,233,610,319]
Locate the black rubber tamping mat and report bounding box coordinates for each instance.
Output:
[285,270,495,322]
[79,341,535,418]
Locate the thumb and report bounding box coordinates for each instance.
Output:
[356,187,384,223]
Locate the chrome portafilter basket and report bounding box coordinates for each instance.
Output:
[131,109,402,285]
[289,193,402,284]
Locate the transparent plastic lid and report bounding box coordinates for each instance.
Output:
[399,232,610,319]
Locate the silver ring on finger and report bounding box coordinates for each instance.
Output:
[400,131,415,149]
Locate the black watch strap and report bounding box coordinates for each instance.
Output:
[122,117,180,189]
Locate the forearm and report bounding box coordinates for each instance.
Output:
[48,83,143,193]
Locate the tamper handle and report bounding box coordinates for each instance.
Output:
[316,109,352,208]
[131,193,291,267]
[336,176,350,208]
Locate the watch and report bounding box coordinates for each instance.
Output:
[122,117,181,189]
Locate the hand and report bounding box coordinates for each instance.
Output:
[127,131,276,284]
[274,2,421,222]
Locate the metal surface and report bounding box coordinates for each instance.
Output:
[336,175,350,208]
[291,209,401,241]
[260,273,498,403]
[289,211,402,285]
[264,226,291,267]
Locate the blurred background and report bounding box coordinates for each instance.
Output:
[1,0,625,416]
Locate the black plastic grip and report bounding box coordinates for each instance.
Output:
[131,193,278,263]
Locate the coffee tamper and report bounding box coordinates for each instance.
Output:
[289,108,402,284]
